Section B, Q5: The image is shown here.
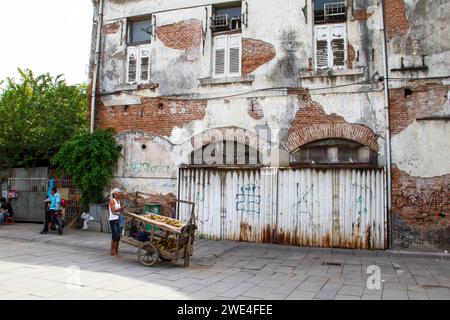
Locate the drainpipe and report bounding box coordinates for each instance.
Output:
[381,0,393,250]
[90,0,104,133]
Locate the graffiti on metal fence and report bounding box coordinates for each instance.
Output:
[295,184,317,227]
[236,184,261,215]
[352,183,373,223]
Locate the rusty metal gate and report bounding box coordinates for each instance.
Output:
[8,178,48,222]
[276,168,386,249]
[178,167,386,249]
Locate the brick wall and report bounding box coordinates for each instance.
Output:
[95,98,207,137]
[103,22,120,35]
[156,19,202,60]
[390,82,450,249]
[347,42,356,70]
[392,165,450,249]
[389,82,450,135]
[385,0,410,39]
[242,38,276,76]
[284,89,379,152]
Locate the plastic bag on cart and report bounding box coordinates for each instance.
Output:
[133,231,149,242]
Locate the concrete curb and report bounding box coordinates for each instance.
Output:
[385,250,450,261]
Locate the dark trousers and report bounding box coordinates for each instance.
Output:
[42,209,56,232]
[109,220,121,241]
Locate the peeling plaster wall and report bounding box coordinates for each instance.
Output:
[388,0,450,80]
[385,0,450,250]
[94,0,388,182]
[92,0,396,247]
[98,0,388,94]
[392,120,450,178]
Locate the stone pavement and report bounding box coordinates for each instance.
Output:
[0,223,450,300]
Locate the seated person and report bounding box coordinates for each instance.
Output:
[0,197,13,224]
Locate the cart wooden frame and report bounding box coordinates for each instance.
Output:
[119,196,196,267]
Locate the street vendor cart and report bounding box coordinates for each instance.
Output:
[119,198,196,267]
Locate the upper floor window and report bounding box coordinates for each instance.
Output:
[290,139,377,166]
[213,34,242,78]
[128,16,152,45]
[315,23,346,70]
[313,1,347,70]
[127,16,152,84]
[314,0,347,25]
[211,2,242,33]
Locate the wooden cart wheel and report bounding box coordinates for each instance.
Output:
[137,242,159,267]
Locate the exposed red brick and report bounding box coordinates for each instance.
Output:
[392,165,450,229]
[347,42,356,70]
[156,19,202,60]
[389,82,450,135]
[247,99,264,120]
[284,89,379,151]
[353,9,373,21]
[385,0,410,39]
[190,127,269,153]
[242,38,276,76]
[95,98,207,137]
[103,22,120,35]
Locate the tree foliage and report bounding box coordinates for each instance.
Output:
[51,129,121,208]
[0,69,88,168]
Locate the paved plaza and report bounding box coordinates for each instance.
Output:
[0,224,449,300]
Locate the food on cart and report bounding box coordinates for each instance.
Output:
[156,237,177,253]
[142,214,185,228]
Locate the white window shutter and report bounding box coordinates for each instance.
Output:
[214,36,227,76]
[127,47,138,83]
[138,45,151,83]
[331,24,346,69]
[228,35,241,75]
[315,26,329,70]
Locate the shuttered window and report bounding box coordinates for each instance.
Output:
[139,46,150,83]
[214,36,227,76]
[127,45,151,84]
[214,34,241,78]
[315,24,347,70]
[127,47,138,83]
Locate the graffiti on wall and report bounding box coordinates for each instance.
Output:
[121,162,171,176]
[236,184,261,215]
[295,184,317,227]
[352,183,373,224]
[394,183,449,219]
[116,178,177,195]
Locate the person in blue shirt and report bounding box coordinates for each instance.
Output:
[40,187,61,234]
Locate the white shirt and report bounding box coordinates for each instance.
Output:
[109,198,121,221]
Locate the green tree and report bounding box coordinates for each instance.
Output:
[51,129,121,209]
[0,69,88,168]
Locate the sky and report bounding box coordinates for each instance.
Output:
[0,0,93,85]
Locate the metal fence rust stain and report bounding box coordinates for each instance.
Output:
[179,167,386,249]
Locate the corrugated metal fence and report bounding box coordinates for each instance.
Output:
[179,167,386,249]
[7,177,83,223]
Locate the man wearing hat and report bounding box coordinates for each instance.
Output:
[109,188,126,256]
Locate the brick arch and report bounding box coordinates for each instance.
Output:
[282,123,379,153]
[190,127,270,153]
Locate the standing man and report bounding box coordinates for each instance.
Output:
[40,187,61,234]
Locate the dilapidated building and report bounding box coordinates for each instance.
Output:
[89,0,450,251]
